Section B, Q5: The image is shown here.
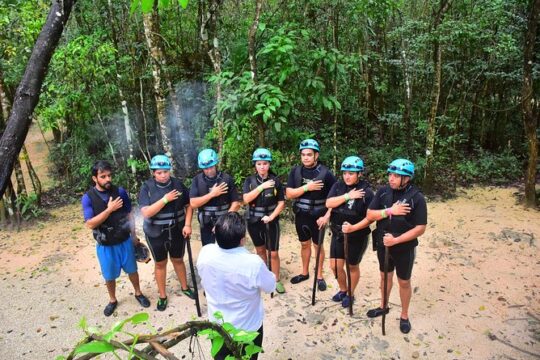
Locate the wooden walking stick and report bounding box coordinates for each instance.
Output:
[265,222,274,298]
[311,225,326,306]
[344,233,353,316]
[185,236,202,317]
[382,244,389,335]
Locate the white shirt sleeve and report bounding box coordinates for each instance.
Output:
[257,262,276,293]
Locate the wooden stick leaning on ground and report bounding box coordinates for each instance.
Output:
[311,225,326,306]
[344,233,353,316]
[185,236,201,317]
[382,244,389,336]
[265,222,274,298]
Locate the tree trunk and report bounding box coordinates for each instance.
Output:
[522,0,540,207]
[248,0,265,147]
[423,0,452,193]
[21,145,42,203]
[0,0,77,198]
[332,3,339,174]
[142,2,174,160]
[200,0,224,154]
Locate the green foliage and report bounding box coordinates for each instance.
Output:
[198,311,262,360]
[15,193,44,220]
[457,148,522,185]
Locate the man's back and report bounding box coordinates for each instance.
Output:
[197,243,275,331]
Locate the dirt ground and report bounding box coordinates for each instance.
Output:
[0,126,538,359]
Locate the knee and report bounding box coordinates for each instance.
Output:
[300,241,311,249]
[171,257,184,265]
[270,251,279,261]
[397,278,411,289]
[155,260,168,269]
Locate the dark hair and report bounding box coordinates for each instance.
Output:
[91,160,113,177]
[214,212,245,249]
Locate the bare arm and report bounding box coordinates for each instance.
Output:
[140,189,180,218]
[228,201,241,212]
[285,180,324,200]
[85,196,122,230]
[190,183,228,209]
[383,225,426,247]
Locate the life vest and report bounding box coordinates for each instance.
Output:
[142,178,186,238]
[330,180,371,227]
[245,174,279,222]
[372,184,421,252]
[195,172,232,224]
[290,163,329,215]
[87,186,131,246]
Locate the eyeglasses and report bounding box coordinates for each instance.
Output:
[300,140,317,147]
[342,164,361,170]
[256,153,271,159]
[388,165,413,175]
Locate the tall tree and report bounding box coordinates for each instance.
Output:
[522,0,539,207]
[0,0,76,198]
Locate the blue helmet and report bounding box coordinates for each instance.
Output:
[299,138,320,152]
[341,156,364,172]
[198,148,219,169]
[150,154,172,170]
[252,148,272,162]
[387,158,414,178]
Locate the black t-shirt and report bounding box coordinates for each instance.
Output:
[286,163,337,200]
[243,174,285,205]
[369,185,427,226]
[328,180,374,236]
[189,172,240,206]
[138,178,190,209]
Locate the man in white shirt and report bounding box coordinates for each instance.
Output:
[197,212,276,360]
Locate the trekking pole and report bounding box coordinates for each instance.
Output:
[311,225,326,306]
[185,236,202,317]
[265,222,274,298]
[382,244,389,335]
[344,233,353,317]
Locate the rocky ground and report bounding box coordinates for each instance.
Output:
[0,186,539,360]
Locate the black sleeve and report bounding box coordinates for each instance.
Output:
[410,194,427,225]
[327,182,339,199]
[368,188,385,210]
[189,175,200,198]
[275,177,285,201]
[138,182,151,207]
[180,181,190,208]
[243,177,252,194]
[227,176,240,202]
[364,188,375,208]
[286,167,296,188]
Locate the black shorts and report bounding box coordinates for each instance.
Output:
[199,225,216,246]
[294,211,325,244]
[377,247,416,280]
[247,220,280,251]
[329,232,368,265]
[145,222,186,262]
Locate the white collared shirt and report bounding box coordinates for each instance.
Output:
[197,243,276,331]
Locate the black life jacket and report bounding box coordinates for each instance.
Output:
[195,172,232,218]
[291,163,329,214]
[87,186,131,246]
[373,184,421,251]
[330,180,372,227]
[143,177,186,226]
[245,174,279,221]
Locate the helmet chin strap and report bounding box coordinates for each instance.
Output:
[397,176,409,190]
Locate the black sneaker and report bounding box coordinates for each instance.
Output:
[157,297,168,311]
[332,290,347,302]
[291,274,309,284]
[317,279,327,291]
[182,288,196,300]
[400,318,411,334]
[134,294,151,308]
[366,307,389,318]
[103,301,118,317]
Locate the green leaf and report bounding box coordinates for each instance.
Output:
[129,312,149,325]
[210,337,224,357]
[141,0,154,13]
[258,22,266,31]
[274,122,282,132]
[178,0,189,9]
[244,344,262,357]
[78,317,87,330]
[74,341,115,354]
[213,311,224,322]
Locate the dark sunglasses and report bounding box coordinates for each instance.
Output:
[300,140,317,147]
[154,161,169,167]
[388,165,413,175]
[342,164,361,170]
[200,159,215,166]
[256,153,271,159]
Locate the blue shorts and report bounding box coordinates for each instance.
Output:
[96,237,138,281]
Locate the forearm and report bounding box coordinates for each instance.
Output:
[85,209,111,230]
[352,217,373,232]
[140,199,167,219]
[269,201,285,220]
[367,209,387,222]
[185,205,193,227]
[326,195,346,209]
[394,225,426,244]
[190,193,214,209]
[243,188,261,204]
[228,201,241,212]
[286,186,305,199]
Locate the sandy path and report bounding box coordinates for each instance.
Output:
[0,186,538,359]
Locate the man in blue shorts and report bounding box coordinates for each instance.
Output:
[82,160,151,316]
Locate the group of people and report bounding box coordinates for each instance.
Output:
[81,138,427,359]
